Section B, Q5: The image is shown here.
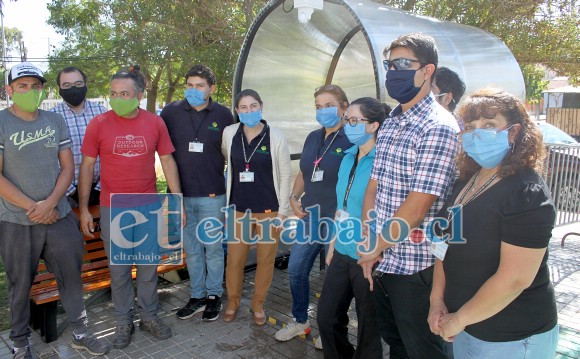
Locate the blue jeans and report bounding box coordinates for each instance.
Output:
[453,325,559,359]
[183,195,226,298]
[288,216,329,323]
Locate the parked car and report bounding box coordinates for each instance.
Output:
[535,121,580,211]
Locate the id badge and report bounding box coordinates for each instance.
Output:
[429,242,448,261]
[240,171,255,182]
[189,142,204,153]
[335,209,350,222]
[311,170,324,182]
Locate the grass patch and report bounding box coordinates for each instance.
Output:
[0,256,11,331]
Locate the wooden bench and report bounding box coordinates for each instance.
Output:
[29,206,186,343]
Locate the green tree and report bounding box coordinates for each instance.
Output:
[46,0,267,111]
[522,64,549,104]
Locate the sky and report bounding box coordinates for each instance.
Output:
[2,0,64,70]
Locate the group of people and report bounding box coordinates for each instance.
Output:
[0,31,558,359]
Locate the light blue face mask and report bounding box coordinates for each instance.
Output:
[462,126,513,168]
[316,107,341,128]
[239,110,262,128]
[184,88,206,107]
[344,122,372,146]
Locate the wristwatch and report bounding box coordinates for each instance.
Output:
[289,194,300,201]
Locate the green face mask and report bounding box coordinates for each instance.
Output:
[12,89,47,113]
[110,97,139,117]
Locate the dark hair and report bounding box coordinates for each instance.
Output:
[234,89,263,108]
[314,84,349,108]
[350,97,387,127]
[111,65,146,93]
[56,66,87,87]
[384,32,438,78]
[456,88,545,179]
[434,67,466,111]
[185,64,216,86]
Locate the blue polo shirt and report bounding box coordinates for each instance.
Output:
[161,98,234,197]
[299,126,352,217]
[334,145,376,260]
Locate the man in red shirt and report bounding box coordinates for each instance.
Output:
[78,67,183,350]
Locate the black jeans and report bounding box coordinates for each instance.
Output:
[373,265,449,359]
[317,251,382,359]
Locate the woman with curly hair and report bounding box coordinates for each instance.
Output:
[427,88,558,358]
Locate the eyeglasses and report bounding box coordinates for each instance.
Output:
[343,116,369,126]
[61,81,85,89]
[383,58,426,71]
[434,93,448,98]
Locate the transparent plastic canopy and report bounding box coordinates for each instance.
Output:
[234,0,525,154]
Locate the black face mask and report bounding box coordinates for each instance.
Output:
[59,86,88,107]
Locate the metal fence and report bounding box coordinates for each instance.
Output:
[543,143,580,227]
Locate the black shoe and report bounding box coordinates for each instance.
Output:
[202,295,222,322]
[112,323,135,349]
[139,317,172,340]
[176,297,207,320]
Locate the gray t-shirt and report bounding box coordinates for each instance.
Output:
[0,109,72,225]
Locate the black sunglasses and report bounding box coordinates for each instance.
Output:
[383,58,426,71]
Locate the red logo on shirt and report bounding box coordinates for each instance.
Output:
[113,135,148,157]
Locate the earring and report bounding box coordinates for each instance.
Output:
[510,142,515,153]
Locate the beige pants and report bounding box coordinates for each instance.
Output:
[226,211,280,312]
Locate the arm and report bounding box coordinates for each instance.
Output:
[428,259,448,335]
[0,155,36,211]
[27,149,75,223]
[159,153,186,227]
[276,132,292,220]
[78,155,97,237]
[440,243,547,341]
[290,170,308,218]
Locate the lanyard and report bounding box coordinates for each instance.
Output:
[241,127,267,171]
[313,130,340,169]
[449,171,498,224]
[342,154,359,210]
[189,110,209,141]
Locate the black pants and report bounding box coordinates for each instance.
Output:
[317,251,382,359]
[373,265,449,359]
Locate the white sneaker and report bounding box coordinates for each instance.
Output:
[314,336,323,350]
[274,319,311,341]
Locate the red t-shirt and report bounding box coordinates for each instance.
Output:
[82,109,175,206]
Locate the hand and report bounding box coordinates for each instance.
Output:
[38,209,60,225]
[181,210,187,228]
[428,300,449,335]
[80,209,95,238]
[440,312,465,342]
[27,200,57,223]
[357,255,381,291]
[290,198,308,219]
[275,214,287,233]
[325,249,334,266]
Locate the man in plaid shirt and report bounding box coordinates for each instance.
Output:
[51,67,106,207]
[358,33,459,358]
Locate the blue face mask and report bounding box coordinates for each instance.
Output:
[385,69,425,104]
[462,126,512,168]
[344,122,372,146]
[316,107,341,128]
[239,110,262,128]
[184,88,207,107]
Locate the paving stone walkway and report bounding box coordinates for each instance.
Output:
[1,224,579,358]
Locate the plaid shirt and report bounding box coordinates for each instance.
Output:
[371,94,459,275]
[50,100,106,195]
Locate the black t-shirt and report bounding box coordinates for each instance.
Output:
[230,123,278,212]
[161,98,234,197]
[299,127,352,217]
[440,167,557,342]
